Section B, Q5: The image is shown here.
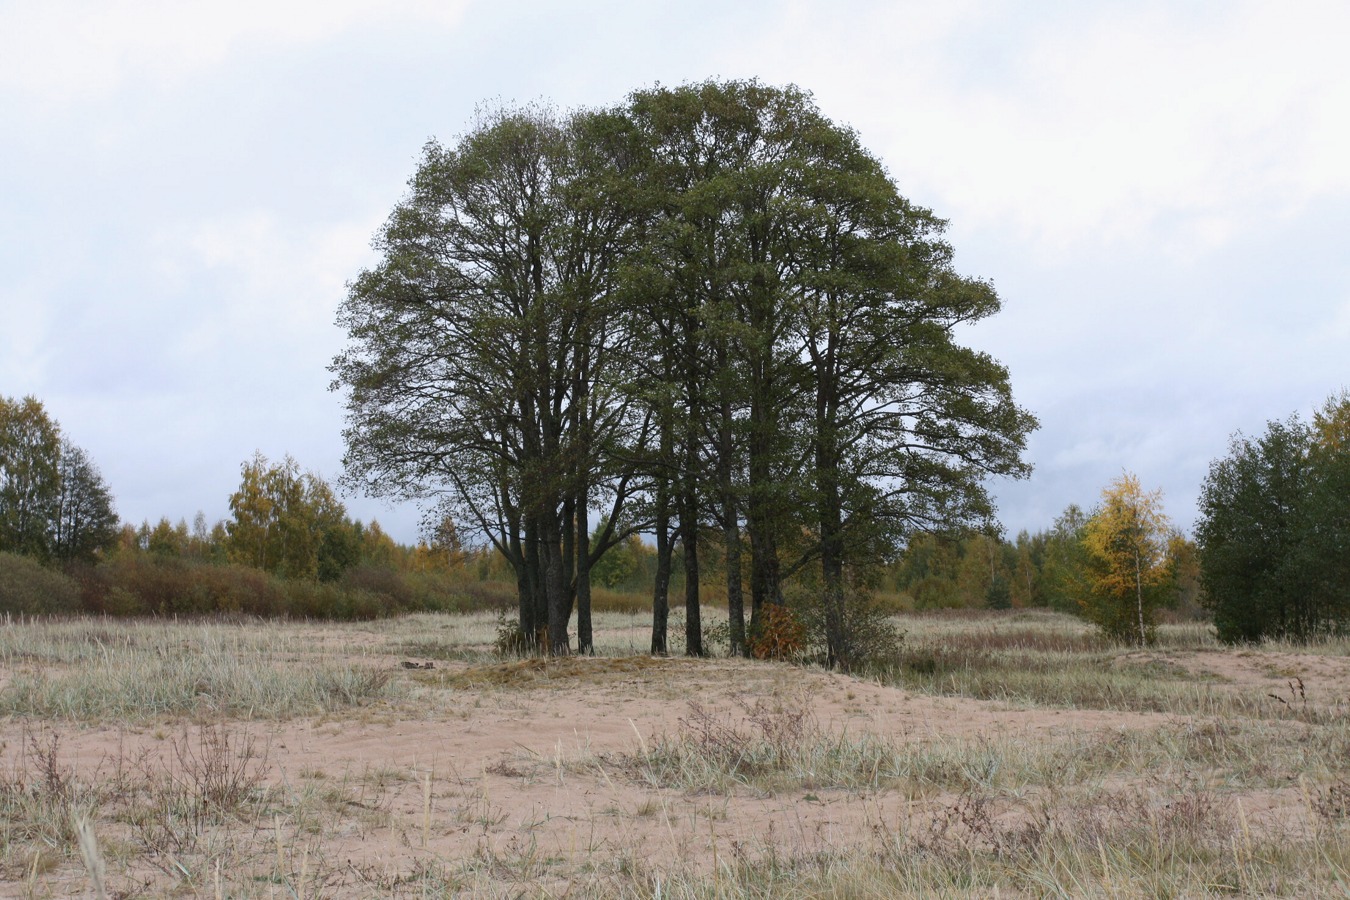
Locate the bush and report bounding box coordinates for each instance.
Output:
[90,557,287,617]
[750,605,806,661]
[0,552,82,615]
[795,591,905,672]
[339,564,413,610]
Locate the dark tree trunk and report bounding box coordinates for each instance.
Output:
[576,490,593,655]
[715,342,746,656]
[543,515,570,655]
[524,516,546,650]
[651,483,671,656]
[510,527,535,652]
[681,484,704,657]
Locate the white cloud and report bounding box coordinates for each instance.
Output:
[149,210,380,354]
[0,0,469,102]
[733,1,1350,259]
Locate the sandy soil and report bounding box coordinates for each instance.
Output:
[3,629,1348,897]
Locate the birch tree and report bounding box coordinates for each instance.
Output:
[1081,473,1174,645]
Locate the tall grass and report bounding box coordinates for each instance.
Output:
[0,619,397,720]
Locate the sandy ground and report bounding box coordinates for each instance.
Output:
[3,628,1349,897]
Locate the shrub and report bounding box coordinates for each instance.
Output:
[339,564,413,611]
[750,605,806,661]
[0,552,81,615]
[92,557,287,617]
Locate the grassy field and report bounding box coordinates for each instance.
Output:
[2,608,1349,897]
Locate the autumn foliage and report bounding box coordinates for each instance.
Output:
[1079,473,1175,645]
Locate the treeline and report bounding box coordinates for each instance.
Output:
[0,396,493,620]
[888,506,1201,619]
[333,80,1036,668]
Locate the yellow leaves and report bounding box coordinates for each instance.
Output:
[1080,472,1174,644]
[1082,473,1171,587]
[224,452,348,579]
[1312,391,1350,454]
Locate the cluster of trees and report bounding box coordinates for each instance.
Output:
[0,395,119,563]
[892,477,1199,638]
[1197,393,1350,642]
[333,80,1036,668]
[111,453,466,582]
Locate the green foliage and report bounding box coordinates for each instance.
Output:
[589,532,649,590]
[0,396,118,564]
[1039,504,1091,612]
[225,452,351,581]
[1198,395,1350,642]
[796,589,906,671]
[0,552,81,615]
[51,439,119,563]
[334,81,1034,665]
[0,395,63,559]
[891,531,1019,610]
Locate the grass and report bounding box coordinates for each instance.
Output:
[0,620,397,720]
[866,609,1340,720]
[2,608,1350,896]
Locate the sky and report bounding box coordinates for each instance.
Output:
[2,0,1347,544]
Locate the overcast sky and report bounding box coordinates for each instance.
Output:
[3,0,1347,544]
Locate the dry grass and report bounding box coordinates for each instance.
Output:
[3,609,1350,896]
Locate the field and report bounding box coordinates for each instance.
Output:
[2,609,1350,898]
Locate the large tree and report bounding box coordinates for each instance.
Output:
[0,395,62,559]
[625,81,1034,667]
[50,439,119,563]
[333,105,647,654]
[335,82,1035,664]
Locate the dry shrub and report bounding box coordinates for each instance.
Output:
[750,605,806,661]
[167,722,270,814]
[676,697,813,775]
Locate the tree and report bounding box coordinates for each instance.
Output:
[1080,473,1174,644]
[333,104,647,655]
[1041,504,1090,612]
[1197,417,1310,642]
[0,395,62,559]
[625,80,1034,668]
[50,439,119,563]
[225,453,350,580]
[335,83,1035,665]
[1300,393,1350,630]
[1198,396,1350,642]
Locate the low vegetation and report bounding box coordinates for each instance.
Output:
[1,609,1348,897]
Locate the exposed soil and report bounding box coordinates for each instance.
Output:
[3,624,1348,897]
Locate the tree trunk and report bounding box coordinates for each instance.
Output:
[543,515,570,655]
[715,348,746,656]
[652,485,671,655]
[1135,548,1146,646]
[576,491,593,655]
[681,483,704,657]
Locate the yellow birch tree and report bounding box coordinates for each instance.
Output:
[1081,472,1174,644]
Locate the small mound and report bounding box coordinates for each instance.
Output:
[446,654,696,688]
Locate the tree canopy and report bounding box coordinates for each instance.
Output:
[1080,472,1174,645]
[1198,394,1350,642]
[0,395,118,563]
[332,80,1036,664]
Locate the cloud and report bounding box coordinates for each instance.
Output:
[732,1,1350,259]
[0,0,469,102]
